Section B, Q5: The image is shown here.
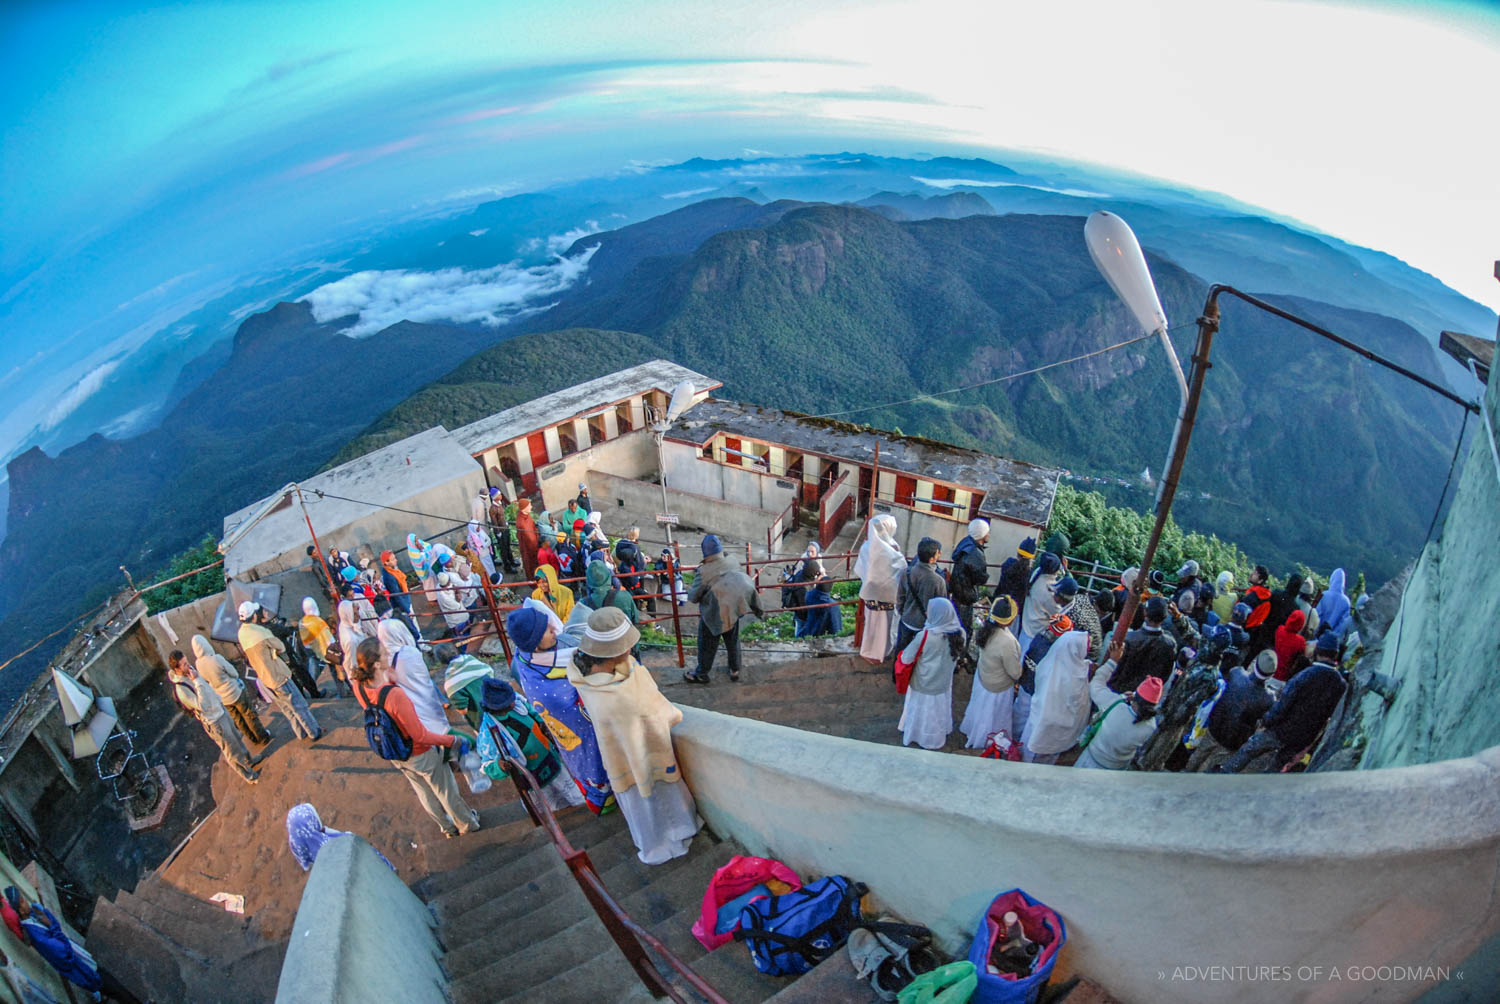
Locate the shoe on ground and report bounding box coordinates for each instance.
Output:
[848,929,911,1001]
[682,671,710,685]
[729,669,740,682]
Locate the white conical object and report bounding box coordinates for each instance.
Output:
[664,378,698,424]
[53,669,95,727]
[71,696,118,758]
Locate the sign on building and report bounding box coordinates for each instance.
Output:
[655,513,680,525]
[539,462,567,480]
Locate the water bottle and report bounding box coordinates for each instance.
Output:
[988,911,1039,977]
[459,750,491,794]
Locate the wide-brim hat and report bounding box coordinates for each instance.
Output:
[579,606,640,659]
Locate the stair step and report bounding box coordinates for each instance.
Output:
[112,888,255,966]
[441,864,579,952]
[414,826,552,900]
[686,941,796,1004]
[85,898,193,1004]
[415,800,545,876]
[438,828,639,963]
[763,945,873,1003]
[432,818,632,922]
[489,946,643,1004]
[451,915,613,1003]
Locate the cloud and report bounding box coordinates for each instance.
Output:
[302,245,599,338]
[114,269,204,312]
[662,187,716,200]
[40,359,121,431]
[912,177,1109,198]
[521,224,600,256]
[468,228,490,237]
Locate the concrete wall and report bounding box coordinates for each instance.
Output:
[238,469,487,582]
[79,622,163,701]
[141,593,236,666]
[869,501,1038,565]
[1362,354,1500,769]
[589,471,775,546]
[0,853,78,1004]
[534,430,657,513]
[673,707,1500,1003]
[275,834,445,1004]
[661,442,798,514]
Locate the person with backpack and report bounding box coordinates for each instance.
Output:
[475,677,584,811]
[1217,634,1347,774]
[586,560,639,628]
[505,606,616,814]
[188,634,270,747]
[377,619,451,736]
[237,601,323,741]
[437,643,497,731]
[947,519,991,634]
[351,638,479,838]
[569,607,702,864]
[614,531,652,612]
[780,543,823,636]
[1074,640,1161,769]
[168,652,262,784]
[1106,596,1178,696]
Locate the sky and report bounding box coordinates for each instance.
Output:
[2,0,1498,470]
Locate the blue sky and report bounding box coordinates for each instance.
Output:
[2,0,1498,469]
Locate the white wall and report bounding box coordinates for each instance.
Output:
[589,471,774,546]
[534,431,658,513]
[673,707,1500,1004]
[660,442,796,513]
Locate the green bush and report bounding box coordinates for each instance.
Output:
[142,537,226,614]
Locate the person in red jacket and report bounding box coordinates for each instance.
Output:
[351,639,480,838]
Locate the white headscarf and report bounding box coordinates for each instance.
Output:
[1215,570,1234,593]
[337,600,365,674]
[1021,631,1093,756]
[302,596,321,618]
[855,515,905,603]
[921,596,963,638]
[377,619,448,734]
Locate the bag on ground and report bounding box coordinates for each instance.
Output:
[899,960,979,1004]
[692,854,803,951]
[967,889,1065,1004]
[734,875,867,976]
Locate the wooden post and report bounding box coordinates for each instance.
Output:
[476,570,512,664]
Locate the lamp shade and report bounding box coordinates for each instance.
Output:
[1085,211,1168,336]
[664,378,698,424]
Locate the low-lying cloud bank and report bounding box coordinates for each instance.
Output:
[303,244,598,338]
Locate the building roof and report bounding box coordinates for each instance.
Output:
[451,360,721,454]
[667,399,1062,526]
[220,426,480,578]
[1439,330,1495,383]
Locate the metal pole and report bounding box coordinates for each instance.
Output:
[665,553,686,668]
[1110,295,1220,648]
[475,566,512,663]
[656,431,674,548]
[295,486,340,607]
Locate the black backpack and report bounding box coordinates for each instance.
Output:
[359,685,413,762]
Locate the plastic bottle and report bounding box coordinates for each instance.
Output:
[459,750,491,794]
[989,911,1039,977]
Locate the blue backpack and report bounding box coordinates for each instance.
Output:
[359,684,413,762]
[734,876,867,976]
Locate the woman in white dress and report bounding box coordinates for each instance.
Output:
[959,595,1023,748]
[1020,630,1093,764]
[568,606,701,864]
[896,597,966,750]
[854,515,907,664]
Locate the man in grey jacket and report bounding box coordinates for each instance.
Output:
[895,538,947,659]
[684,535,764,684]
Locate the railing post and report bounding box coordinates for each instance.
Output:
[854,599,865,650]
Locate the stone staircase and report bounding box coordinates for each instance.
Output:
[417,799,876,1003]
[86,872,285,1003]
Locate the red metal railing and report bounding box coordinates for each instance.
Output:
[499,754,730,1004]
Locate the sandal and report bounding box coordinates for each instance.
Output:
[872,917,943,978]
[682,671,710,685]
[847,929,912,1002]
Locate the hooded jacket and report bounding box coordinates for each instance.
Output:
[948,535,989,606]
[688,553,763,636]
[587,561,638,623]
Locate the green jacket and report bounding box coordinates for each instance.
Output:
[587,562,638,623]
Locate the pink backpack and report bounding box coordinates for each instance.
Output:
[691,854,803,950]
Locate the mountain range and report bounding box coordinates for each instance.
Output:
[0,152,1490,711]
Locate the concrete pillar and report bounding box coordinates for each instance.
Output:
[572,418,591,451]
[629,397,646,430]
[602,410,619,439]
[33,731,78,793]
[513,441,534,476]
[543,427,562,462]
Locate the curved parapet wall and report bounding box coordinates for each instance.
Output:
[673,707,1500,1003]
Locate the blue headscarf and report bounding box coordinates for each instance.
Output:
[287,803,392,873]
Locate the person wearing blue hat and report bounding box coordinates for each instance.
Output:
[995,536,1035,621]
[503,607,614,814]
[474,675,584,810]
[683,535,764,684]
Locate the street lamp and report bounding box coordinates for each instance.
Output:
[651,378,699,547]
[1084,211,1479,648]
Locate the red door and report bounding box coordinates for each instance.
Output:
[528,433,549,469]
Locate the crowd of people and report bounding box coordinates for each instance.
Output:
[852,515,1363,773]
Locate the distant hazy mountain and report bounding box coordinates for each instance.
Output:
[855,191,997,220]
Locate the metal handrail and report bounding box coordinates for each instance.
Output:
[497,753,730,1004]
